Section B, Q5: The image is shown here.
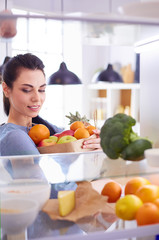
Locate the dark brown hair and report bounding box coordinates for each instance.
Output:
[2,53,45,116]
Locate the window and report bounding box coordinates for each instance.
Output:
[11,9,82,82]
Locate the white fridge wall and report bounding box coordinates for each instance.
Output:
[140,40,159,147]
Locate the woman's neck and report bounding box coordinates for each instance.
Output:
[7,115,32,128]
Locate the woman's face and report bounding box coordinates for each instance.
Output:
[7,68,46,120]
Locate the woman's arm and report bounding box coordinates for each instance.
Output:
[1,129,40,156]
[1,130,46,179]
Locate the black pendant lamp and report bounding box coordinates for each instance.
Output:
[48,62,81,85]
[97,64,123,83]
[48,0,81,85]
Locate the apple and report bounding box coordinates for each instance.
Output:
[54,133,61,137]
[57,130,75,140]
[38,138,57,147]
[49,135,58,143]
[57,135,77,144]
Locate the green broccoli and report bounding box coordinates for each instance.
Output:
[100,113,152,160]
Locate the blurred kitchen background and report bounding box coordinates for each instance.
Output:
[0,0,159,134]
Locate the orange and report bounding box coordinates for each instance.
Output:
[153,198,159,208]
[28,124,50,145]
[124,177,150,195]
[85,125,96,135]
[136,202,159,226]
[74,128,90,140]
[135,184,159,203]
[70,121,85,131]
[101,181,122,203]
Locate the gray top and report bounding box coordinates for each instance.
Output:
[0,123,40,156]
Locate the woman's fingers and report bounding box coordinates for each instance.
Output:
[82,135,101,150]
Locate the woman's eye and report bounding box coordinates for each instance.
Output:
[22,89,30,93]
[39,89,45,93]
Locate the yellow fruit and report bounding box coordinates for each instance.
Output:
[124,177,150,195]
[135,184,159,203]
[58,191,75,217]
[115,194,143,220]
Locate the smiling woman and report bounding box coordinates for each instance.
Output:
[0,53,101,156]
[0,53,62,156]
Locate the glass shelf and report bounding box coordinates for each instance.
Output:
[1,151,159,240]
[0,151,159,186]
[0,151,159,240]
[1,12,159,46]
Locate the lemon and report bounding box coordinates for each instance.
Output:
[115,194,143,220]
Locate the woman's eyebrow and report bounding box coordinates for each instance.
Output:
[21,83,46,87]
[22,84,33,87]
[40,84,46,87]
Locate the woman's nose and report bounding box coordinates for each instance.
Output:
[31,91,40,102]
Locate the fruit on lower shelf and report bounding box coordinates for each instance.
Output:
[115,194,143,220]
[115,176,159,226]
[135,184,159,203]
[136,202,159,226]
[101,181,122,203]
[58,191,75,217]
[124,177,150,195]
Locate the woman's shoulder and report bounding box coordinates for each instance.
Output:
[0,124,39,156]
[0,123,28,138]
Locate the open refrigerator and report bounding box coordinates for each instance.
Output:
[1,6,159,240]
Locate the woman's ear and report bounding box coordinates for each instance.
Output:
[2,81,10,97]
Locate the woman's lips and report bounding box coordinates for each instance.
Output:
[28,105,40,111]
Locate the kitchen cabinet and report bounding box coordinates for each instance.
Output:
[0,151,159,240]
[87,83,140,130]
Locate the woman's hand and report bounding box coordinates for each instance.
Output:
[82,129,102,150]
